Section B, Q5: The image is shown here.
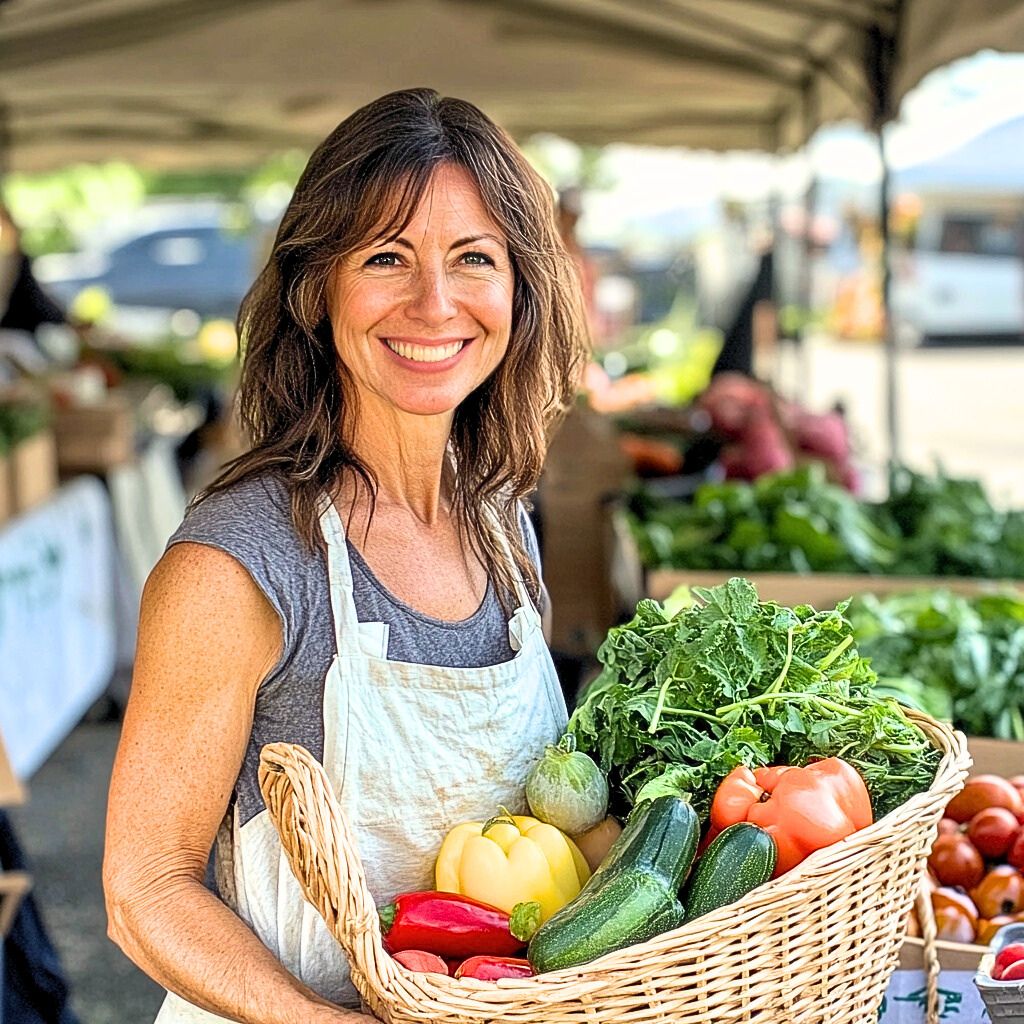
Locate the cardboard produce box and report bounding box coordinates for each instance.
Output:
[9,430,58,514]
[884,737,1024,1023]
[53,393,135,474]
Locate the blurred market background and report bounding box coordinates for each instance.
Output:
[1,2,1024,1021]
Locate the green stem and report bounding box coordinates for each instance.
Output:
[648,676,674,734]
[816,634,854,673]
[764,626,796,696]
[653,707,726,727]
[716,691,866,719]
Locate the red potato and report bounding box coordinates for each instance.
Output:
[968,807,1021,860]
[1002,960,1024,981]
[929,833,986,889]
[994,943,1024,976]
[946,776,1023,824]
[392,950,449,975]
[937,817,961,836]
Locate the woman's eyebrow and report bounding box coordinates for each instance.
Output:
[387,233,505,250]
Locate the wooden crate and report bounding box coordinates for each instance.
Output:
[9,430,58,514]
[53,394,135,473]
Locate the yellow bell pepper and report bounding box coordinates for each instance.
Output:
[435,810,591,922]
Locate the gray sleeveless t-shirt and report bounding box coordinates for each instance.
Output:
[167,471,543,828]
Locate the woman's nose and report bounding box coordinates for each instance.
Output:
[404,266,459,325]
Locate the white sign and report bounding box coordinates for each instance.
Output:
[881,969,988,1023]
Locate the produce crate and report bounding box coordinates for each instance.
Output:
[9,430,58,514]
[0,728,24,808]
[608,505,1023,610]
[647,569,1019,606]
[53,393,135,474]
[886,737,1024,1023]
[0,454,11,528]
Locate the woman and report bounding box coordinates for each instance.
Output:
[103,87,588,1023]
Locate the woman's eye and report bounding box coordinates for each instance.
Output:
[365,252,401,267]
[460,251,494,266]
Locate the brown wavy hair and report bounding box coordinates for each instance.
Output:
[202,87,589,604]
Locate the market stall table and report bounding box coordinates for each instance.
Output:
[0,477,118,780]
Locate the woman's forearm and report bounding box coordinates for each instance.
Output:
[107,877,365,1024]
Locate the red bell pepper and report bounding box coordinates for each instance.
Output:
[710,757,873,876]
[454,955,534,981]
[377,891,540,958]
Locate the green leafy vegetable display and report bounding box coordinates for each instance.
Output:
[568,578,940,822]
[627,463,1024,580]
[850,589,1024,742]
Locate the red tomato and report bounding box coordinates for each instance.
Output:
[933,904,977,943]
[1009,776,1024,795]
[929,834,986,889]
[1003,960,1024,981]
[1009,829,1024,871]
[937,817,961,836]
[971,866,1024,919]
[968,807,1021,860]
[946,776,1023,824]
[392,950,449,975]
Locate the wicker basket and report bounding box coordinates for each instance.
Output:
[258,710,969,1024]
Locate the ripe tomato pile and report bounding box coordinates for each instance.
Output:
[913,774,1024,945]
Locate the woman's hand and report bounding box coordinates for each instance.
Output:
[105,542,345,1024]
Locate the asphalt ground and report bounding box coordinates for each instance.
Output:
[9,712,164,1023]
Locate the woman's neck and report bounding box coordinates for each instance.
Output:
[345,399,454,525]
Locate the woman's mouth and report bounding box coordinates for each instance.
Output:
[381,337,469,366]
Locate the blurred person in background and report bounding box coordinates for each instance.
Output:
[103,88,588,1024]
[0,203,68,339]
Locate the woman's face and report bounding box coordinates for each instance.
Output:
[328,163,514,421]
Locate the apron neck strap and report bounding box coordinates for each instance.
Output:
[318,497,362,650]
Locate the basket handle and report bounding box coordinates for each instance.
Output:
[257,742,397,990]
[915,881,940,1024]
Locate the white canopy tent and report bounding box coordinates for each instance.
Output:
[2,0,1024,454]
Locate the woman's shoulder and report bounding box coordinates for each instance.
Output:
[169,470,305,561]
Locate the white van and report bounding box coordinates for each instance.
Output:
[890,198,1024,346]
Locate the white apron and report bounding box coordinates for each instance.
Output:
[156,501,567,1021]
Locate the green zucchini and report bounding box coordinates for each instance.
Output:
[683,822,776,922]
[528,795,699,973]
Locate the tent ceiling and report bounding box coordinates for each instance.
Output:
[0,0,1022,170]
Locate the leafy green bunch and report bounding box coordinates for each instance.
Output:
[568,578,940,821]
[627,463,1024,580]
[850,589,1024,742]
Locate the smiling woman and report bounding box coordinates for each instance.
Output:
[102,88,589,1024]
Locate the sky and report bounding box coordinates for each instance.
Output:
[570,50,1024,249]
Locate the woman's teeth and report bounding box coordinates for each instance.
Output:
[384,339,465,363]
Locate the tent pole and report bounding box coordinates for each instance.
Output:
[796,76,818,402]
[877,123,898,464]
